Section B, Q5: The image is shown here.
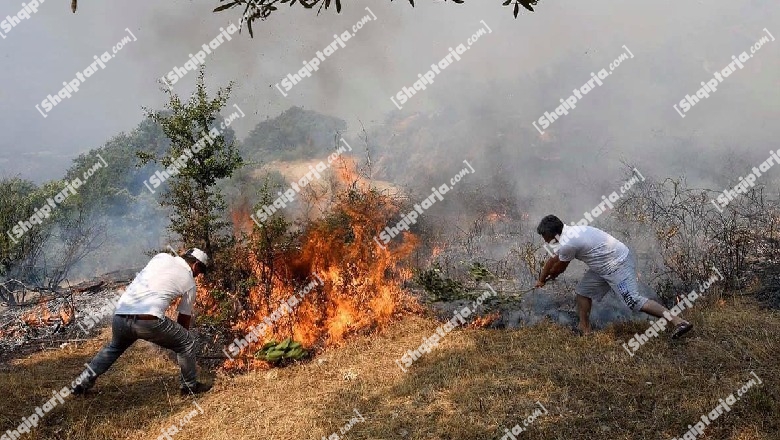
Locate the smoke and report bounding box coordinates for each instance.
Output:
[0,0,778,291]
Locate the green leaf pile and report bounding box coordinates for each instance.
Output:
[254,338,308,364]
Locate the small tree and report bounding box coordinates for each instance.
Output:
[0,178,59,293]
[139,68,243,257]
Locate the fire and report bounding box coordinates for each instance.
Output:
[231,196,255,236]
[20,300,74,327]
[59,302,75,325]
[468,311,500,329]
[20,301,53,327]
[210,159,420,370]
[486,212,508,223]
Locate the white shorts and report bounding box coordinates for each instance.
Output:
[575,255,648,312]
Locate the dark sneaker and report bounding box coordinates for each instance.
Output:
[180,382,212,396]
[671,322,694,340]
[72,380,94,396]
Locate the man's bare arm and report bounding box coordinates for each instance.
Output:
[548,259,570,279]
[536,255,571,286]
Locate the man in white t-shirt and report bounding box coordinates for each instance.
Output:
[534,215,693,338]
[73,248,213,396]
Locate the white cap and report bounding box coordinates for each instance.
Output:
[185,248,210,268]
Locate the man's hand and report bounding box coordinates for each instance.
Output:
[535,273,559,288]
[177,313,192,330]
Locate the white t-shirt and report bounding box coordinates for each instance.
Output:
[554,225,629,275]
[115,253,197,319]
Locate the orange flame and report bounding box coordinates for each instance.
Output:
[20,300,67,327]
[468,311,500,329]
[231,196,255,236]
[59,302,75,325]
[486,212,508,223]
[210,159,420,370]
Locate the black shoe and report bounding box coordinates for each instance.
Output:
[671,321,694,340]
[180,382,212,396]
[72,380,94,396]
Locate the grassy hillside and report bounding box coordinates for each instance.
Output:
[1,297,777,440]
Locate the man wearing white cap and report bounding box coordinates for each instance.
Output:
[73,248,213,395]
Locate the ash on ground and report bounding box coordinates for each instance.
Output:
[0,270,139,364]
[0,269,233,371]
[422,277,661,331]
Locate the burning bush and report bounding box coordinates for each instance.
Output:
[202,159,420,370]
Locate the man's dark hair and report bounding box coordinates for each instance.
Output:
[181,253,208,273]
[537,215,564,237]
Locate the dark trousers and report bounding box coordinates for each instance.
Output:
[81,314,198,389]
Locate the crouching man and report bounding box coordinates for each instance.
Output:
[73,248,213,396]
[534,215,693,338]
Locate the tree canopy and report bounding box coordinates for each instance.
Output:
[217,0,542,37]
[242,106,347,163]
[69,0,542,37]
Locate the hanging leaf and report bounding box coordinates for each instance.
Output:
[208,0,540,32]
[213,1,240,12]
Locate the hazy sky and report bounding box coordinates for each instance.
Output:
[0,0,778,186]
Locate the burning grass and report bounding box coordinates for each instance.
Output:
[0,296,777,439]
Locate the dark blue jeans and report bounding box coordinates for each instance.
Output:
[81,314,198,389]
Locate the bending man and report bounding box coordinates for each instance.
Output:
[534,215,693,338]
[74,248,213,395]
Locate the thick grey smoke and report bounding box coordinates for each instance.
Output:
[1,0,777,178]
[0,0,778,285]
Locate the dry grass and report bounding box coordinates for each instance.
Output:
[1,297,778,440]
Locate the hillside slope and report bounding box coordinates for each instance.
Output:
[1,298,778,440]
